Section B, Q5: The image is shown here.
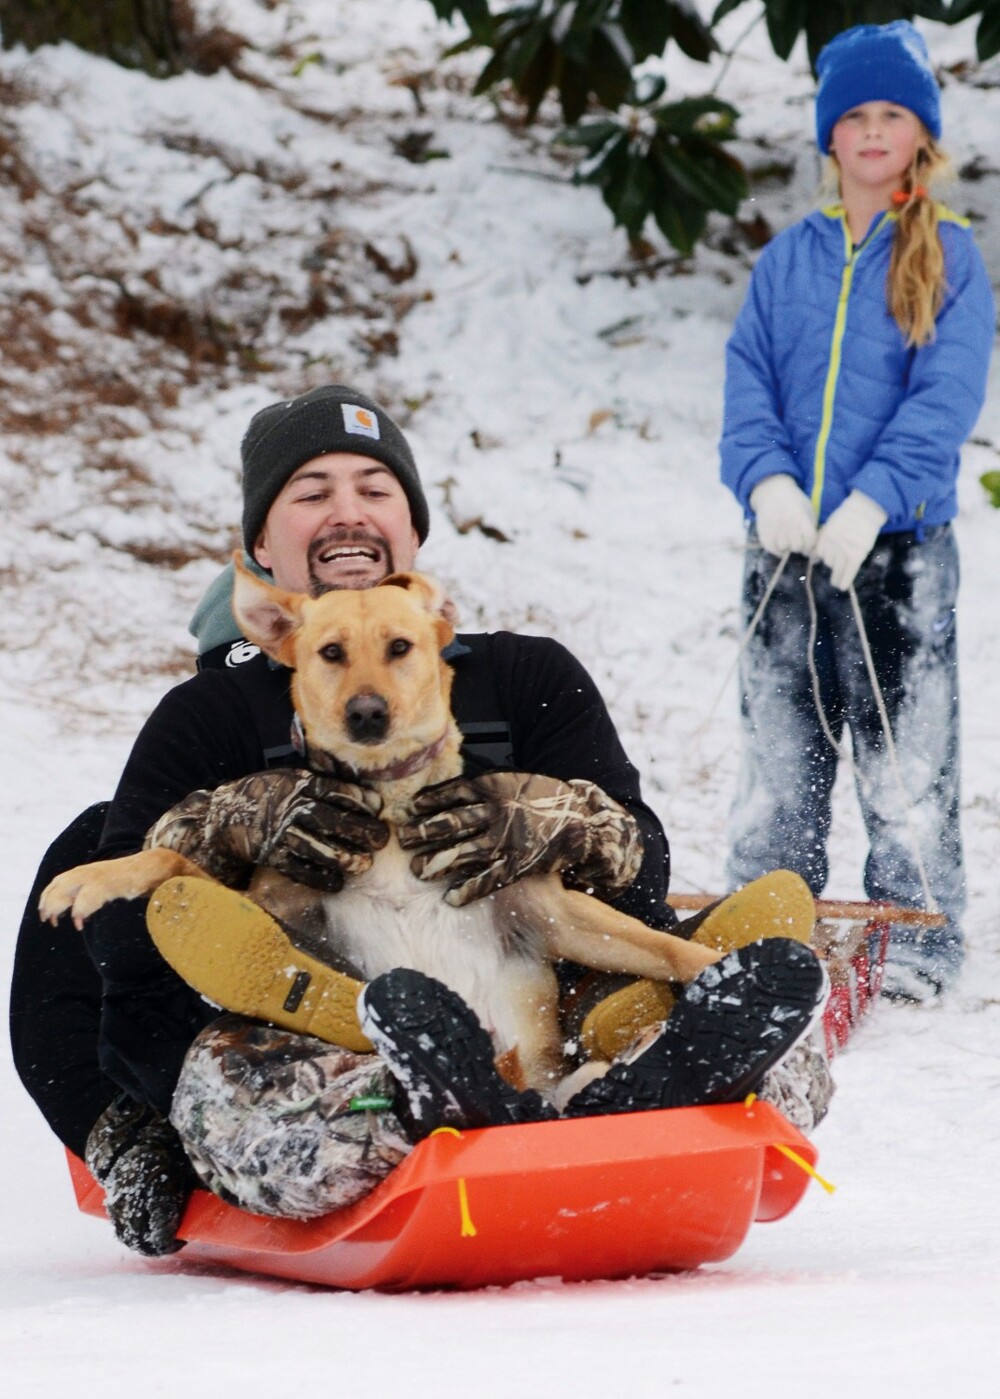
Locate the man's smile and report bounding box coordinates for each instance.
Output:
[308,531,391,592]
[316,543,380,564]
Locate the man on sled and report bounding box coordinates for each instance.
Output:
[12,386,833,1255]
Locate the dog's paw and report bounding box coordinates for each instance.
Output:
[38,871,87,927]
[39,867,115,929]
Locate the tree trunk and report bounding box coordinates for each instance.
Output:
[0,0,184,75]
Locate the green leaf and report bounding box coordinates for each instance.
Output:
[667,0,720,62]
[946,0,983,21]
[653,95,740,137]
[571,131,630,187]
[519,36,560,120]
[651,176,707,254]
[651,135,747,213]
[472,48,509,97]
[632,71,667,106]
[980,470,1000,508]
[586,28,633,109]
[428,0,495,43]
[496,13,551,86]
[977,8,1000,60]
[555,118,622,151]
[602,150,656,237]
[764,0,807,62]
[619,0,671,62]
[711,0,751,23]
[559,56,596,125]
[290,51,322,77]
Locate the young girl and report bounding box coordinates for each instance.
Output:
[720,21,994,1000]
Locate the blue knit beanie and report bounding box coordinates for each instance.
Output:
[815,21,941,154]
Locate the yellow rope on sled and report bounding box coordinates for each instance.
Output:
[744,1094,837,1195]
[771,1143,837,1196]
[430,1127,478,1236]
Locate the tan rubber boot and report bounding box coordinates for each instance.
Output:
[579,979,678,1064]
[580,871,815,1062]
[146,877,373,1052]
[685,869,815,952]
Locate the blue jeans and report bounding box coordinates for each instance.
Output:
[726,525,965,975]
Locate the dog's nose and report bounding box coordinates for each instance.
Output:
[345,693,389,743]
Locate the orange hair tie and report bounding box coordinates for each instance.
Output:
[892,185,929,205]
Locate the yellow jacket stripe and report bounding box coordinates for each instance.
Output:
[810,208,893,516]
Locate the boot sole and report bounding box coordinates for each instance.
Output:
[359,970,553,1135]
[147,877,372,1052]
[580,871,816,1062]
[569,939,828,1115]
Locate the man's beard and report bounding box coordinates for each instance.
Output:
[307,528,394,596]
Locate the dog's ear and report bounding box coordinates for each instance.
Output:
[380,571,458,647]
[231,551,304,667]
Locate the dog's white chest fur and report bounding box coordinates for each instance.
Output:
[315,838,549,1058]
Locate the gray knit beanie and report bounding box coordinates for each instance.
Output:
[241,385,430,551]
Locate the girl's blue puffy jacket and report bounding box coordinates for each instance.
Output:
[720,205,995,532]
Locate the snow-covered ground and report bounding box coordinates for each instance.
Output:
[2,4,998,1393]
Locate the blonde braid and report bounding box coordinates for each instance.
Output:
[888,139,950,347]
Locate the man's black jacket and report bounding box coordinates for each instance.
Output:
[73,630,671,1117]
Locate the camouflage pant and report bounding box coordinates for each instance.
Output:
[170,1009,835,1223]
[170,1015,412,1220]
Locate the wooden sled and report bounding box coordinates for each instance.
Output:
[669,894,948,1057]
[67,1099,820,1291]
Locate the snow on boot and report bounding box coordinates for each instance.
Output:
[881,923,965,1003]
[86,1093,196,1256]
[357,969,558,1140]
[564,939,828,1117]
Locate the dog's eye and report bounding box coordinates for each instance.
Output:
[388,638,412,658]
[320,643,344,663]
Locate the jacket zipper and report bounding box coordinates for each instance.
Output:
[810,210,893,517]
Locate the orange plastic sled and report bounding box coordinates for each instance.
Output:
[68,1099,819,1290]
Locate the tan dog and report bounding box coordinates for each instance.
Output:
[41,560,719,1097]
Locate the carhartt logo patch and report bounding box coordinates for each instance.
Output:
[342,403,380,440]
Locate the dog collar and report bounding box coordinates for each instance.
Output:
[295,720,452,786]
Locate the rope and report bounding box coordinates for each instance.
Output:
[690,548,791,740]
[760,556,937,916]
[670,542,938,918]
[846,582,937,913]
[661,548,789,843]
[803,557,863,784]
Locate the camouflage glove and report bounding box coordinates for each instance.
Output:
[147,769,388,893]
[398,771,643,908]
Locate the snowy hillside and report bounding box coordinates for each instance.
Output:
[2,3,999,1394]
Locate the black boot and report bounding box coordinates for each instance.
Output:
[564,939,828,1117]
[357,969,558,1139]
[85,1094,196,1256]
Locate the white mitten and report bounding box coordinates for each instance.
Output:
[749,474,818,557]
[813,490,888,591]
